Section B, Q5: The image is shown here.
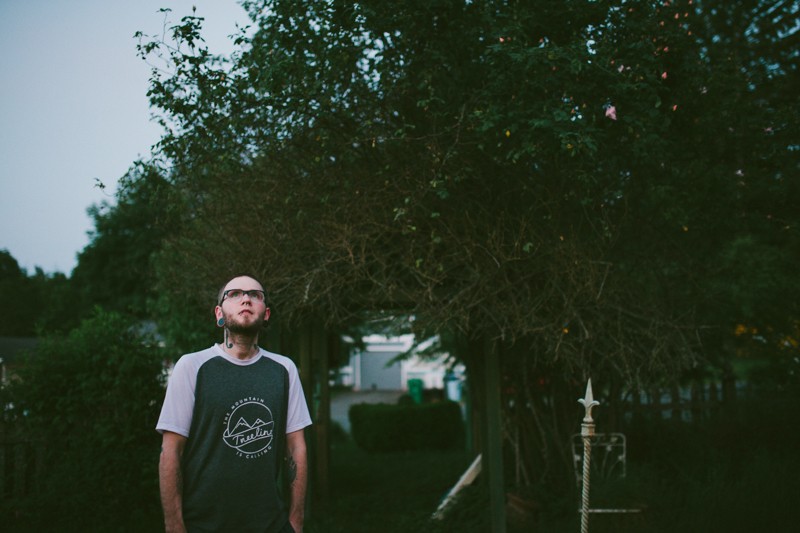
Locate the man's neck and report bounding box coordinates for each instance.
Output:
[222,331,260,360]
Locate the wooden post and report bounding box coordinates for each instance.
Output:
[312,324,331,506]
[297,323,313,427]
[296,322,314,517]
[670,383,682,420]
[484,337,507,533]
[296,320,332,509]
[464,336,484,456]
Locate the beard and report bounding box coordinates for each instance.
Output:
[222,309,265,336]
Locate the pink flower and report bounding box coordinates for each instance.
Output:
[605,105,617,120]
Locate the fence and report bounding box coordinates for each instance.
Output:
[616,379,744,424]
[1,440,40,502]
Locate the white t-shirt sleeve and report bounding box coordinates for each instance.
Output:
[262,350,312,433]
[155,354,199,437]
[285,360,313,433]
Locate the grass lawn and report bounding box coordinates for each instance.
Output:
[306,438,474,533]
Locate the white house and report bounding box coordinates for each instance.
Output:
[335,334,464,399]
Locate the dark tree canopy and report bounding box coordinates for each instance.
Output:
[0,250,76,335]
[138,0,797,383]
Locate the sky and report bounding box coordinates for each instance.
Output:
[0,0,250,275]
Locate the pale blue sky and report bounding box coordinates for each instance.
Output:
[0,1,248,274]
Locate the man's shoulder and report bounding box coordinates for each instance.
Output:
[259,350,299,373]
[173,346,222,373]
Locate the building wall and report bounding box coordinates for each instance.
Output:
[335,334,462,393]
[359,349,404,391]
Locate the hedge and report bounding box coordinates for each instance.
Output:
[349,400,464,452]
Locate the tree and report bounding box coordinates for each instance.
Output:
[0,249,35,336]
[70,161,176,322]
[0,250,78,336]
[136,0,799,491]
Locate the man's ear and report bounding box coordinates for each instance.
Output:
[215,306,223,322]
[264,307,271,322]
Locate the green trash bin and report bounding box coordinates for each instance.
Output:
[407,378,424,404]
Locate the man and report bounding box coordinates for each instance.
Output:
[157,274,312,533]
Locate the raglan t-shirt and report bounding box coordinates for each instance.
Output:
[156,344,312,533]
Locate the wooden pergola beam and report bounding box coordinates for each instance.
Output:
[484,337,507,533]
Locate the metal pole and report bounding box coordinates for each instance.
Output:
[578,379,600,533]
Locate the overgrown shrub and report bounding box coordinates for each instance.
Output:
[1,309,165,531]
[349,400,464,452]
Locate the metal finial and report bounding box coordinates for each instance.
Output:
[578,379,600,425]
[578,378,600,533]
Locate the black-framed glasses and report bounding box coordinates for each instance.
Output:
[220,289,267,304]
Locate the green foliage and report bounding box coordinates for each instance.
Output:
[0,249,80,335]
[71,162,175,322]
[0,249,35,336]
[709,235,799,327]
[137,0,799,363]
[1,309,165,530]
[349,400,464,452]
[130,0,798,497]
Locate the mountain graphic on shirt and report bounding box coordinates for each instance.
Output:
[229,417,272,437]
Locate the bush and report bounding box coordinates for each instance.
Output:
[349,400,464,452]
[1,309,165,531]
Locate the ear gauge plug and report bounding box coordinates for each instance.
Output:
[217,317,225,327]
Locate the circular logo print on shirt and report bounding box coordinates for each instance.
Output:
[222,397,274,457]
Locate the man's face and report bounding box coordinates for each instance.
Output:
[215,276,270,334]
